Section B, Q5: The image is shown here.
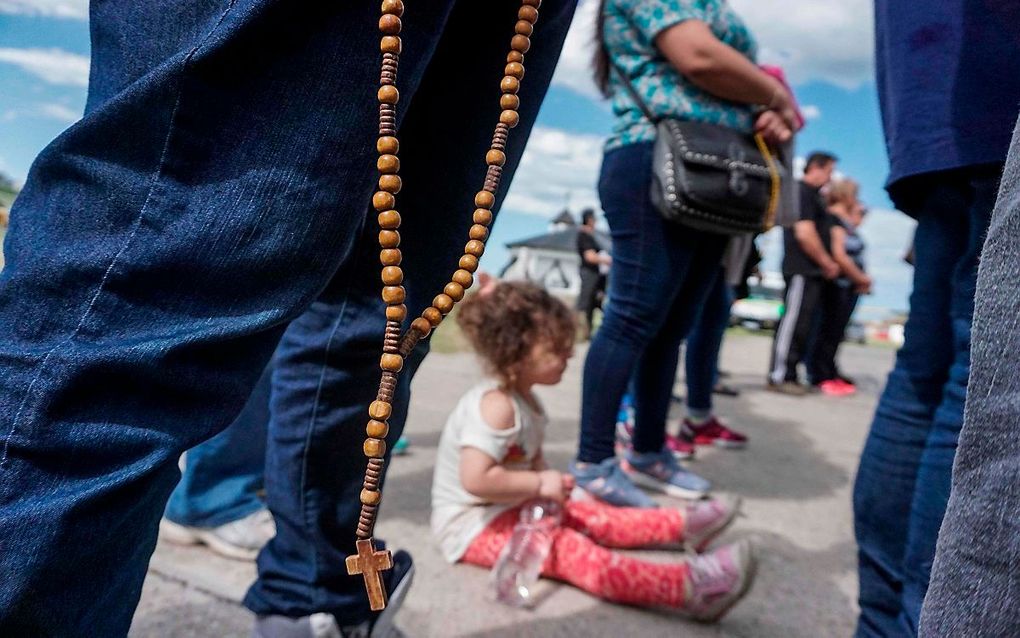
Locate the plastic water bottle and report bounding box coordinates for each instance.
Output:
[489,499,563,607]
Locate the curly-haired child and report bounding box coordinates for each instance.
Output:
[430,277,757,620]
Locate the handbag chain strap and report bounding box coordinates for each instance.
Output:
[344,0,544,612]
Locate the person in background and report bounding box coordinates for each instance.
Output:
[853,1,1020,635]
[161,366,274,561]
[808,179,870,397]
[433,279,752,620]
[766,152,840,396]
[573,0,800,507]
[575,208,611,341]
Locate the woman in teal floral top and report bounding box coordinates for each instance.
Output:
[572,0,801,509]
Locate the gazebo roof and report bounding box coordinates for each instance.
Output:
[551,209,576,226]
[506,228,610,253]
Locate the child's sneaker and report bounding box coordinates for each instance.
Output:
[623,448,711,500]
[683,495,741,552]
[681,539,756,622]
[570,458,658,508]
[681,416,748,449]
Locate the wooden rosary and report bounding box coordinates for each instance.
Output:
[344,0,544,611]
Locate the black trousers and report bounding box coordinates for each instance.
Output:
[809,282,860,383]
[769,274,825,384]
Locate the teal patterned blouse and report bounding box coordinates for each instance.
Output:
[602,0,758,151]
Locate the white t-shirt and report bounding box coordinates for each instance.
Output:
[430,378,548,563]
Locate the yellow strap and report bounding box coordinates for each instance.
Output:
[754,133,781,230]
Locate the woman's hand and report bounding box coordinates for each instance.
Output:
[754,109,793,145]
[855,276,873,295]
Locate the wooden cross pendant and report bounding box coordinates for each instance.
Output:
[346,539,393,611]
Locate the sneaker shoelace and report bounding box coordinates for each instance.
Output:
[689,552,734,596]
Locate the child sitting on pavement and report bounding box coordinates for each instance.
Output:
[430,277,756,621]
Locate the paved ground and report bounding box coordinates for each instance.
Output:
[131,333,895,638]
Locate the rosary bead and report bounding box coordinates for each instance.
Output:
[380,353,403,372]
[411,317,432,338]
[379,230,400,248]
[469,224,489,241]
[485,149,506,166]
[373,191,395,211]
[473,208,494,225]
[377,154,400,174]
[511,35,531,53]
[386,304,407,322]
[499,110,520,128]
[366,419,389,438]
[378,85,399,105]
[500,76,520,94]
[465,240,486,257]
[378,174,401,194]
[515,20,534,37]
[519,5,538,22]
[507,50,524,64]
[369,400,392,420]
[382,285,406,304]
[433,294,454,315]
[475,191,495,209]
[500,94,520,111]
[377,136,399,154]
[380,248,402,265]
[444,282,465,302]
[381,266,403,285]
[379,14,401,34]
[380,36,402,54]
[452,269,474,288]
[459,254,479,272]
[379,209,401,228]
[360,488,382,506]
[381,0,403,16]
[423,306,444,327]
[364,437,387,458]
[522,0,541,7]
[505,62,525,79]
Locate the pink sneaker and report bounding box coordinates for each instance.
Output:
[666,432,696,460]
[681,539,757,622]
[682,416,748,449]
[683,495,741,552]
[819,379,855,397]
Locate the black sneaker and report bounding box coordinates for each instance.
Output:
[253,550,415,638]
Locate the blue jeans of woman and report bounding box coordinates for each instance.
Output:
[165,363,270,528]
[578,142,728,462]
[852,164,1000,637]
[685,268,731,416]
[0,1,575,635]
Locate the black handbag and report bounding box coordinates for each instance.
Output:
[612,65,784,236]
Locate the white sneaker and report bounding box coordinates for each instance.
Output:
[160,508,276,561]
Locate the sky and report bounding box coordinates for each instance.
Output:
[0,0,915,314]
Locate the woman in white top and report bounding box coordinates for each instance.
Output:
[430,277,754,620]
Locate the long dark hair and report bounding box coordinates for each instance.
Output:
[592,0,611,97]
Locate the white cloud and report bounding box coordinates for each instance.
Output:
[0,0,88,19]
[801,104,822,120]
[502,126,604,218]
[0,48,90,86]
[552,0,874,96]
[38,102,80,123]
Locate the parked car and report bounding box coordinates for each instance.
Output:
[731,272,785,331]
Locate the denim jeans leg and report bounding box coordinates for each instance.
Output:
[921,123,1020,638]
[685,268,730,415]
[897,168,998,634]
[852,176,972,638]
[0,1,576,633]
[578,142,724,463]
[164,362,271,528]
[243,0,577,622]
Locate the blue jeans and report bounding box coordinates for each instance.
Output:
[685,268,731,415]
[0,1,575,634]
[165,364,270,528]
[578,142,728,462]
[852,165,1000,637]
